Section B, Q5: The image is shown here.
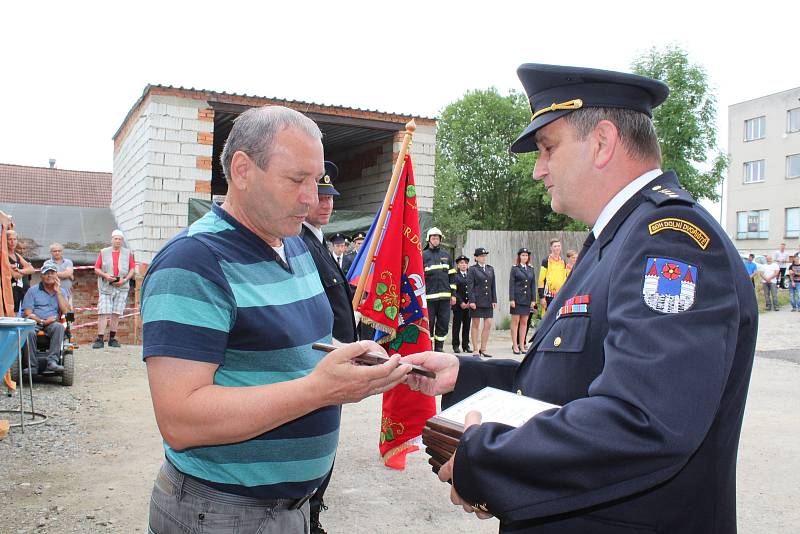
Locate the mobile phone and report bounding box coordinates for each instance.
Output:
[311,342,435,378]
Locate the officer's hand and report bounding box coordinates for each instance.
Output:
[438,411,492,519]
[310,341,411,405]
[401,351,459,396]
[469,303,476,310]
[460,302,467,309]
[510,300,515,309]
[450,296,457,306]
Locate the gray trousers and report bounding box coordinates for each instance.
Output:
[148,461,310,534]
[762,282,779,309]
[26,322,64,365]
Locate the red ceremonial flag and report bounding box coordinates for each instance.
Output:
[358,155,436,470]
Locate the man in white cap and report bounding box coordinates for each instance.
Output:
[92,229,135,348]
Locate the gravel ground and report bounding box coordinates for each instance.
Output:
[1,309,798,533]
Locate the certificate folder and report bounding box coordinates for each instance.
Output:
[422,387,560,473]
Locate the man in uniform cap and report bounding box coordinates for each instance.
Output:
[329,233,348,271]
[450,254,472,354]
[300,160,357,533]
[342,232,365,275]
[406,64,757,533]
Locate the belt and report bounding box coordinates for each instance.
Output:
[161,460,314,510]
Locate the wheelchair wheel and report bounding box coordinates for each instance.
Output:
[61,351,75,386]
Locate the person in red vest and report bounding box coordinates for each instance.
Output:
[92,229,135,348]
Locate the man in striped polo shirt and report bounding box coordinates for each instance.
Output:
[142,106,411,534]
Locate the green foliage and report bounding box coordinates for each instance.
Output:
[632,46,727,202]
[433,88,580,239]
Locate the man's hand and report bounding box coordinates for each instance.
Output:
[401,351,459,396]
[437,411,492,519]
[44,316,57,326]
[539,297,547,310]
[309,341,411,405]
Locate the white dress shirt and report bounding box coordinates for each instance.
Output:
[592,168,663,239]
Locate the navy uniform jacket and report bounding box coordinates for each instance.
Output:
[443,172,757,533]
[467,264,496,308]
[341,251,356,276]
[509,264,535,306]
[453,270,471,307]
[300,226,357,343]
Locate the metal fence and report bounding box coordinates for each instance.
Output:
[460,230,589,328]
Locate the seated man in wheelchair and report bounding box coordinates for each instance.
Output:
[20,260,72,373]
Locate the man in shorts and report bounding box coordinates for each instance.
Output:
[92,229,135,348]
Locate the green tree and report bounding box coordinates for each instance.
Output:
[632,46,727,201]
[433,88,577,238]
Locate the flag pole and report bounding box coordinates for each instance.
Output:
[351,118,417,309]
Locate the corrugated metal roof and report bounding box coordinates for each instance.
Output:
[114,84,436,140]
[0,163,111,208]
[149,83,436,121]
[0,202,117,264]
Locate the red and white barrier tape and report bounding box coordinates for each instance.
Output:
[33,263,142,272]
[72,306,139,312]
[70,311,140,330]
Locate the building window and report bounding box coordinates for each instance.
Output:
[743,160,765,183]
[787,154,800,179]
[787,207,800,238]
[788,108,800,133]
[737,210,769,240]
[744,116,765,141]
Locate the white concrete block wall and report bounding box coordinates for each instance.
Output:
[409,123,437,212]
[112,94,213,263]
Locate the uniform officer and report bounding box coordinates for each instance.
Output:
[342,231,365,276]
[405,63,757,533]
[451,255,472,354]
[299,160,357,534]
[329,233,348,271]
[509,247,535,354]
[466,247,496,357]
[422,227,456,352]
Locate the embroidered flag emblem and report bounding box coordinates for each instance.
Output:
[642,257,697,314]
[556,294,590,318]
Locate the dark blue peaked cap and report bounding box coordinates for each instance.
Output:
[510,64,669,154]
[318,160,340,196]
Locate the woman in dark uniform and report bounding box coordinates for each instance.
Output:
[509,247,535,354]
[467,247,496,358]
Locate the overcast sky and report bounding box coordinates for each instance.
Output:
[1,0,798,174]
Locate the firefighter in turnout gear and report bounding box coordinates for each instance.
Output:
[423,227,456,352]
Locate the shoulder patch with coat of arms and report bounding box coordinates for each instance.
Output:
[642,257,697,314]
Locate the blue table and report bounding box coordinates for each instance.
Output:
[0,317,37,431]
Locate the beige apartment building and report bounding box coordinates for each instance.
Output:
[727,87,800,256]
